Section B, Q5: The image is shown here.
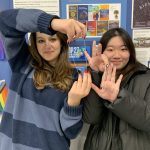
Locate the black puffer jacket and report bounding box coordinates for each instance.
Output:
[83,64,150,150]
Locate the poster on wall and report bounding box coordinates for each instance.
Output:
[133,29,150,67]
[66,3,121,37]
[68,44,91,63]
[0,37,5,60]
[13,0,60,15]
[132,0,150,28]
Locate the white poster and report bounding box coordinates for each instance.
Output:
[133,29,150,67]
[13,0,60,15]
[109,4,121,20]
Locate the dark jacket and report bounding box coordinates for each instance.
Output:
[83,64,150,150]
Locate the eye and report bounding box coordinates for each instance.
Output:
[37,39,45,43]
[49,38,57,42]
[121,47,128,51]
[105,48,113,52]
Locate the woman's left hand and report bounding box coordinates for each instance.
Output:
[84,41,109,72]
[68,71,92,106]
[92,64,123,103]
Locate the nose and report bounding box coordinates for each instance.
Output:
[113,49,120,57]
[45,40,52,48]
[44,41,52,52]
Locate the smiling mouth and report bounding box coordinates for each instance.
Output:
[111,61,122,65]
[44,51,54,54]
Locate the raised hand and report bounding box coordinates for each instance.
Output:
[84,41,109,72]
[68,71,92,106]
[91,64,123,103]
[51,19,86,43]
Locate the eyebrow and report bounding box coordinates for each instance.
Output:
[107,44,126,47]
[36,36,58,40]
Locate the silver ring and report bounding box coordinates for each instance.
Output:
[106,64,109,68]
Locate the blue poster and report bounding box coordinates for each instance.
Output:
[68,45,91,63]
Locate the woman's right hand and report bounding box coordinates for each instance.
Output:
[51,19,86,43]
[91,64,123,103]
[84,41,109,72]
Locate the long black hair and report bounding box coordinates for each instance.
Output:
[100,28,140,79]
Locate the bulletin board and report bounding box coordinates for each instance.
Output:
[59,0,128,69]
[60,0,128,39]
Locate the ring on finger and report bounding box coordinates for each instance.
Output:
[106,64,109,68]
[73,35,76,39]
[100,85,103,89]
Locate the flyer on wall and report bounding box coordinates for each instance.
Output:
[13,0,60,15]
[133,29,150,67]
[132,0,150,28]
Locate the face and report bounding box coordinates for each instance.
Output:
[103,36,130,70]
[36,32,61,65]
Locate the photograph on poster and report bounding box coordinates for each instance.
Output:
[88,4,99,20]
[133,29,150,67]
[133,29,150,48]
[66,3,121,37]
[78,5,88,22]
[132,0,150,28]
[100,4,109,21]
[97,21,108,36]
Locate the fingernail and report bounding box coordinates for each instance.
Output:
[82,34,86,39]
[84,70,87,73]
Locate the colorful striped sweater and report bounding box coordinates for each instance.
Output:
[0,9,83,150]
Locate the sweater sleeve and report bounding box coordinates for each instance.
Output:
[60,99,83,139]
[0,9,59,72]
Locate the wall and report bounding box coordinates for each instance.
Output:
[0,0,13,86]
[126,0,132,36]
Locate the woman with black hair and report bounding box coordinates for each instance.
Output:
[83,28,150,150]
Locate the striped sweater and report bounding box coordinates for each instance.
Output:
[0,9,83,150]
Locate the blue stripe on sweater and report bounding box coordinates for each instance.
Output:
[9,73,67,111]
[60,108,82,131]
[0,133,41,150]
[0,113,69,150]
[4,90,63,135]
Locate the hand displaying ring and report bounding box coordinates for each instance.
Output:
[91,63,123,103]
[84,41,109,72]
